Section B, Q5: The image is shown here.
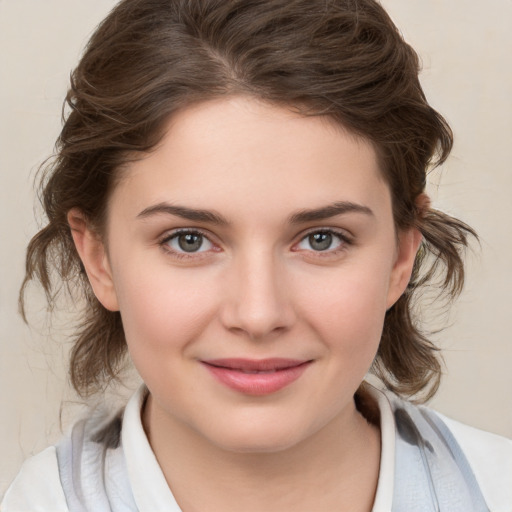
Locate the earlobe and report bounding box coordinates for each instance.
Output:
[67,209,119,311]
[386,227,423,309]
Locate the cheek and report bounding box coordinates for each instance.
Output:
[297,258,393,352]
[113,259,220,360]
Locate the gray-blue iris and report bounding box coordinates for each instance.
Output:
[178,233,203,252]
[309,232,332,251]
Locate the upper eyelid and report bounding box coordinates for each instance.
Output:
[290,228,353,255]
[158,229,218,259]
[159,227,216,243]
[157,226,352,249]
[296,226,353,241]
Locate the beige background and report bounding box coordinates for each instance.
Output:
[1,0,511,495]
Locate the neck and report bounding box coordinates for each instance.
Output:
[142,393,381,512]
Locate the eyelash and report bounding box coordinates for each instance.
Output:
[158,227,353,260]
[292,228,353,257]
[159,229,219,260]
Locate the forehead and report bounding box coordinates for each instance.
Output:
[110,96,391,222]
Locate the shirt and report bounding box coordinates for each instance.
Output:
[2,384,512,511]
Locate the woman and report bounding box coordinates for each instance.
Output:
[3,0,511,510]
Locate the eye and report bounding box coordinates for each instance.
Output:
[163,230,214,254]
[295,230,348,252]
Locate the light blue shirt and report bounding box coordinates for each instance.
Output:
[3,384,512,511]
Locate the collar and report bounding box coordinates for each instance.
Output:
[122,385,182,511]
[121,383,395,511]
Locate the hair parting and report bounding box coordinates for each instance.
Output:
[20,0,477,400]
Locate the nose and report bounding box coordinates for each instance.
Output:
[219,250,296,340]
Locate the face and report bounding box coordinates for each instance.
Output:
[77,96,419,453]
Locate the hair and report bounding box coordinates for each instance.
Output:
[20,0,476,400]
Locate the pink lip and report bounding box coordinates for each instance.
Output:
[201,358,312,396]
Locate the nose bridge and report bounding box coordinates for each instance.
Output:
[222,245,294,339]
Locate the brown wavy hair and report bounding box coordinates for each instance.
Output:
[20,0,476,400]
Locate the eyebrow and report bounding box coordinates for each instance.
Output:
[137,203,229,225]
[288,201,374,223]
[137,200,373,225]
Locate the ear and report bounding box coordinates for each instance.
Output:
[386,226,423,309]
[67,208,119,311]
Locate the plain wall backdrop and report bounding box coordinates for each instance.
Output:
[1,0,511,495]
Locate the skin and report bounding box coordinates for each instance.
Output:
[69,96,422,511]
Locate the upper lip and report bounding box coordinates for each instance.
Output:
[201,358,311,372]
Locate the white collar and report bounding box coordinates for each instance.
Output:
[365,384,395,512]
[122,385,182,511]
[122,384,395,512]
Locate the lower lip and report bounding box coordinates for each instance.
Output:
[202,362,312,396]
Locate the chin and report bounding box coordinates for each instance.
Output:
[204,419,308,455]
[217,435,302,455]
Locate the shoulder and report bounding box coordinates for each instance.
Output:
[436,410,512,510]
[386,390,512,511]
[1,405,127,512]
[1,446,68,512]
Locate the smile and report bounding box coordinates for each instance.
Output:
[201,358,313,396]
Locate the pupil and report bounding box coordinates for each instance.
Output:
[178,233,202,252]
[309,232,332,251]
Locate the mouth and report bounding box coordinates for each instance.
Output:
[201,358,313,395]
